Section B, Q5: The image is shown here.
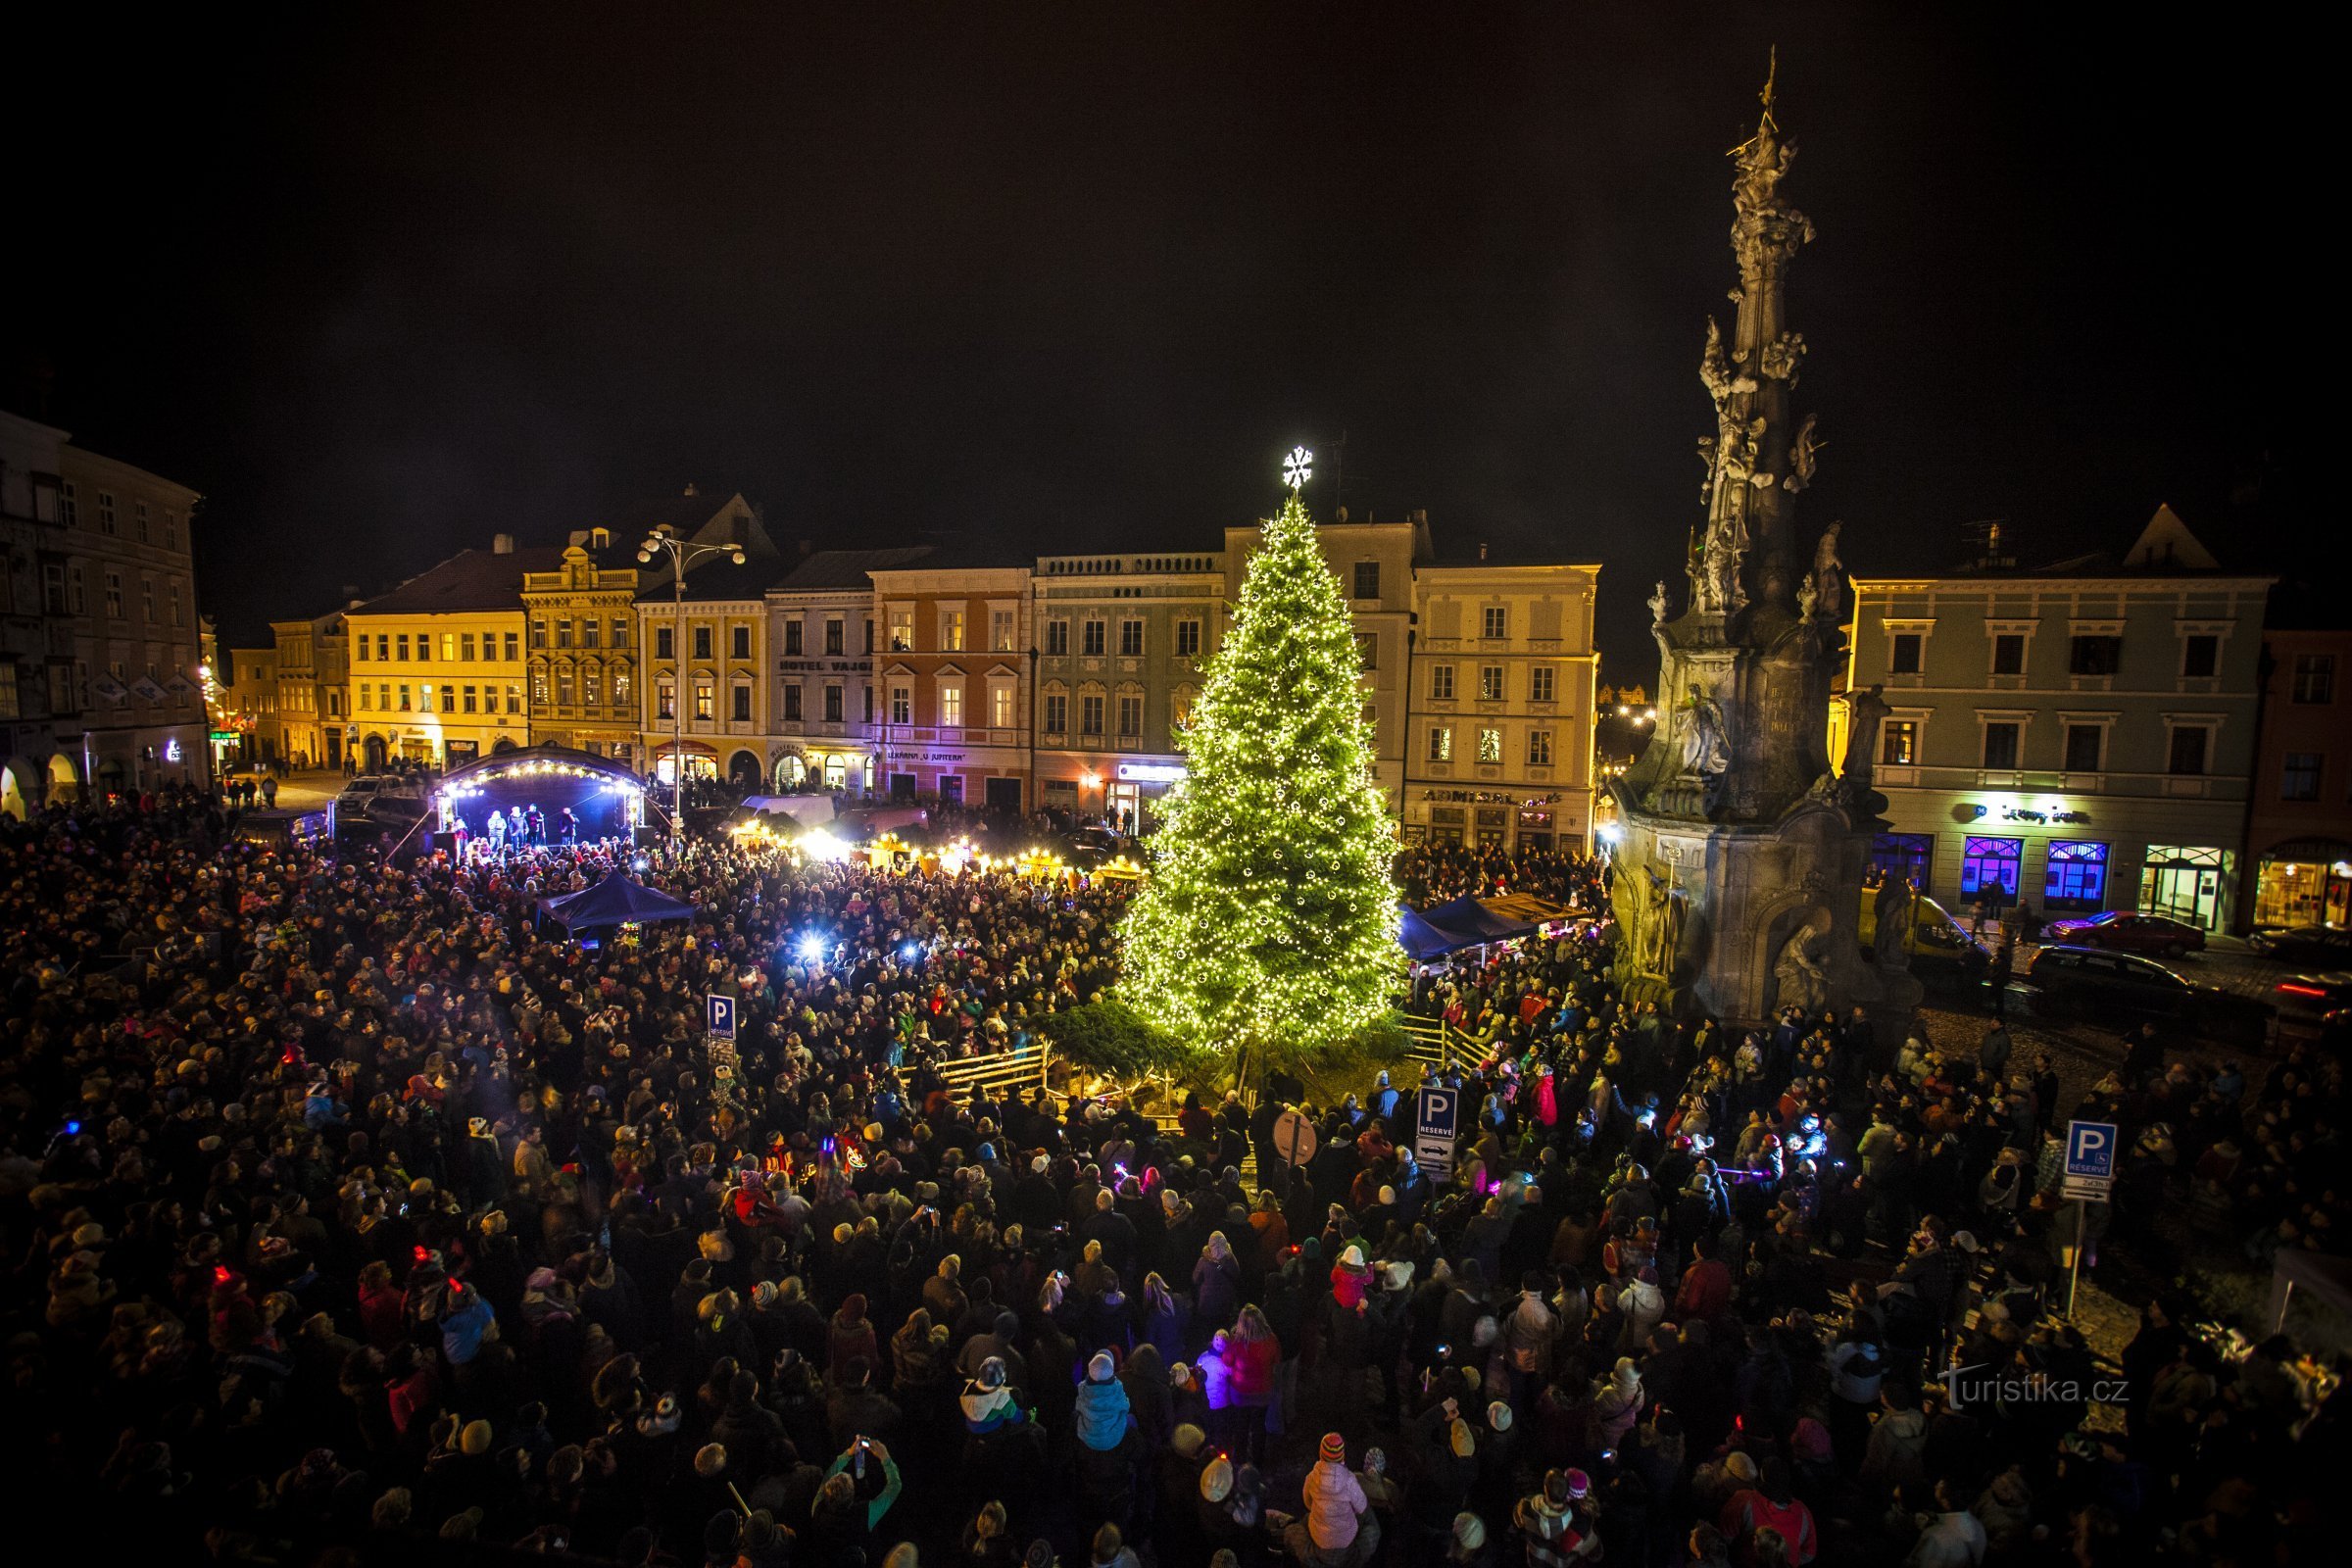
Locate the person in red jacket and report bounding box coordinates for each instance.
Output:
[1673,1234,1734,1323]
[1718,1457,1818,1565]
[1221,1304,1282,1461]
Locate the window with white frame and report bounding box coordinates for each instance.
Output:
[1530,665,1555,703]
[1528,729,1553,766]
[1482,606,1508,639]
[938,681,963,727]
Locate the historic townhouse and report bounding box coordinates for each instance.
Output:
[1838,508,2273,932]
[768,547,931,795]
[269,610,350,771]
[520,531,641,763]
[1405,554,1603,851]
[346,537,547,769]
[1031,549,1227,829]
[867,554,1032,809]
[2242,613,2352,930]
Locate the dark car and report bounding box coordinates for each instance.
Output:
[2041,909,2207,958]
[2271,972,2352,1037]
[2025,943,2270,1044]
[2247,924,2352,966]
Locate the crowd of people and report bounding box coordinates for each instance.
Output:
[0,783,2340,1568]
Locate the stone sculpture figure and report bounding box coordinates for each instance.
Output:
[1774,915,1830,1012]
[1760,330,1807,386]
[1784,414,1821,496]
[1648,579,1672,626]
[1678,684,1731,777]
[1838,683,1889,783]
[1873,876,1914,969]
[1807,518,1842,616]
[1645,869,1687,979]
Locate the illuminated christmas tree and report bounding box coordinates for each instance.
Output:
[1117,452,1402,1076]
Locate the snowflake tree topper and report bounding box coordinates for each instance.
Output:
[1283,445,1313,492]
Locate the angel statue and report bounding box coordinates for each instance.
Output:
[1648,579,1672,626]
[1700,318,1733,405]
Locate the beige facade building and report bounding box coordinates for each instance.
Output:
[35,440,210,795]
[768,548,931,794]
[347,537,548,770]
[270,611,350,771]
[1032,549,1227,827]
[217,645,277,770]
[869,556,1033,809]
[1405,557,1602,851]
[521,532,641,763]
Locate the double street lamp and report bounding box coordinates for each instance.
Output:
[637,524,747,845]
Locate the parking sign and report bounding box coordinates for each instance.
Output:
[1416,1087,1459,1181]
[706,992,737,1040]
[2065,1120,2117,1180]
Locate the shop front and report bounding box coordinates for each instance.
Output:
[1402,789,1584,853]
[2138,843,2233,931]
[2252,838,2351,929]
[875,740,1027,811]
[651,740,718,784]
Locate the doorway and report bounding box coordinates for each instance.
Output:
[2140,845,2230,931]
[363,735,388,772]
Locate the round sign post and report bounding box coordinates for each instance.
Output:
[1272,1108,1319,1168]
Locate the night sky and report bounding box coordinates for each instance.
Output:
[12,7,2327,669]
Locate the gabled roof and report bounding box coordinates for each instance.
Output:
[2122,504,2220,570]
[772,547,937,593]
[351,547,564,615]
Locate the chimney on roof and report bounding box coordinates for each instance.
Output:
[1479,542,1489,562]
[492,533,516,555]
[682,482,699,498]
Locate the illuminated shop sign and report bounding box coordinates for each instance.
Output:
[1115,762,1187,783]
[1968,798,2089,825]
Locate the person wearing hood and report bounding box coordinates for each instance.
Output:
[1119,1343,1174,1452]
[1617,1264,1667,1350]
[1074,1349,1134,1451]
[959,1355,1028,1436]
[1592,1355,1647,1449]
[1500,1273,1556,1403]
[827,1292,879,1388]
[1858,1381,1929,1499]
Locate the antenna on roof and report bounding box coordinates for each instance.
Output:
[1959,518,2013,571]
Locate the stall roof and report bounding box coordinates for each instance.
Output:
[537,871,698,928]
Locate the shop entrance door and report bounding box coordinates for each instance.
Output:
[1107,781,1141,834]
[2140,845,2229,930]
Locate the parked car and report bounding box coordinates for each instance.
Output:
[2247,924,2352,966]
[2270,972,2352,1034]
[2024,943,2270,1044]
[2040,909,2207,958]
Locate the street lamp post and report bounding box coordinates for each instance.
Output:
[637,525,748,846]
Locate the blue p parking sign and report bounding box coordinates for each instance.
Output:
[706,992,737,1040]
[2065,1120,2117,1181]
[1415,1087,1459,1180]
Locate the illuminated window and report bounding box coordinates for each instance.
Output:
[991,684,1016,728]
[1171,685,1195,728]
[1960,837,2023,899]
[1477,727,1502,763]
[694,680,714,719]
[2044,841,2109,909]
[442,633,457,661]
[1881,721,1918,765]
[1429,726,1452,762]
[1528,730,1553,766]
[939,683,963,727]
[658,680,675,719]
[889,609,913,652]
[992,610,1016,652]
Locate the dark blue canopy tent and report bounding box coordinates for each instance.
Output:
[1419,895,1541,947]
[536,870,699,930]
[1398,905,1457,963]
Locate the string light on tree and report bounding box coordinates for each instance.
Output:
[1115,475,1400,1080]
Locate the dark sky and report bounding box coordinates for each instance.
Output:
[14,7,2328,668]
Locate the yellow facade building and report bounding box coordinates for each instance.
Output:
[346,536,552,770]
[521,530,641,763]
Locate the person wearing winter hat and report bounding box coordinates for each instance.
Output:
[1330,1242,1375,1311]
[1285,1431,1375,1565]
[1446,1511,1489,1564]
[1074,1349,1133,1451]
[1516,1468,1583,1567]
[459,1418,494,1456]
[1199,1453,1235,1503]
